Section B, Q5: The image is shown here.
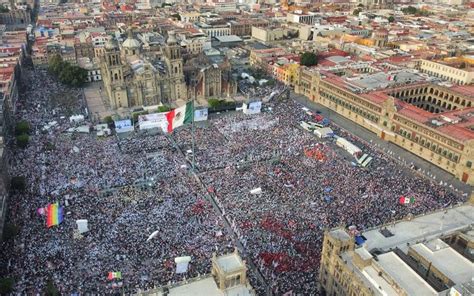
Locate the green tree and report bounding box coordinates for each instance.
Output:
[0,278,14,294]
[15,120,30,135]
[157,105,171,113]
[208,98,221,108]
[353,8,362,16]
[103,116,114,125]
[48,54,64,76]
[402,6,418,14]
[16,134,29,149]
[132,111,148,123]
[170,13,181,21]
[388,16,395,22]
[300,52,318,67]
[10,176,26,191]
[49,55,88,87]
[0,5,9,13]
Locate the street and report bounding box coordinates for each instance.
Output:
[290,92,473,196]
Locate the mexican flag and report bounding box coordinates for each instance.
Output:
[166,102,193,133]
[107,272,122,280]
[399,196,415,205]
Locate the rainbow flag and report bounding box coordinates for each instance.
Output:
[46,203,64,228]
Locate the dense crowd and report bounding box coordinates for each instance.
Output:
[0,68,466,295]
[1,70,234,294]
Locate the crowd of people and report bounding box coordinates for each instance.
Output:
[1,69,234,294]
[0,68,466,295]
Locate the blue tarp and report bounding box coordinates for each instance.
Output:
[355,235,366,245]
[324,187,332,193]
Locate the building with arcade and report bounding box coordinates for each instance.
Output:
[296,67,474,185]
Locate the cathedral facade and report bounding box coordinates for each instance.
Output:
[100,30,187,109]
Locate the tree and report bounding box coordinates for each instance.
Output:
[0,5,9,13]
[300,52,318,67]
[16,134,29,149]
[0,278,14,294]
[103,116,114,125]
[48,54,64,76]
[388,16,395,23]
[15,120,30,135]
[48,54,88,87]
[170,13,181,21]
[10,176,26,191]
[353,8,362,16]
[157,105,171,113]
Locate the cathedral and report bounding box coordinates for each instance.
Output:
[100,29,187,109]
[100,29,237,110]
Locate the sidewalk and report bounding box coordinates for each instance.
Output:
[291,92,473,196]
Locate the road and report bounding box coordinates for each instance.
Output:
[290,91,473,196]
[166,135,272,296]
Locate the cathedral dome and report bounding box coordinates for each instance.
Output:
[122,37,141,49]
[123,28,141,49]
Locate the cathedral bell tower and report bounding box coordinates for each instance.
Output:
[164,31,186,102]
[103,38,128,108]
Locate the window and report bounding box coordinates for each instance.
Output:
[467,161,472,168]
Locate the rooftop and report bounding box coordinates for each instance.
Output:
[362,204,474,252]
[376,252,438,296]
[410,239,474,285]
[215,252,244,273]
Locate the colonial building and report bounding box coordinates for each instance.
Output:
[319,204,474,296]
[99,29,187,109]
[100,28,235,109]
[183,54,237,101]
[135,249,255,296]
[296,67,474,185]
[418,59,474,85]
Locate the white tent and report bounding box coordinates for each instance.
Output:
[250,187,262,195]
[76,219,89,234]
[66,126,90,134]
[313,127,333,138]
[69,115,84,123]
[175,256,191,274]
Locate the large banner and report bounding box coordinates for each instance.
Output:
[138,113,168,132]
[244,101,262,114]
[115,119,133,133]
[194,108,208,122]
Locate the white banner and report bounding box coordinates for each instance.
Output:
[138,113,168,132]
[244,101,262,115]
[76,219,89,234]
[175,256,191,274]
[115,119,133,133]
[194,108,208,122]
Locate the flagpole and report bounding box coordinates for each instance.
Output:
[192,79,196,171]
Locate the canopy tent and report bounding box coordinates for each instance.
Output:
[175,256,191,274]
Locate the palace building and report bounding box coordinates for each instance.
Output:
[296,67,474,185]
